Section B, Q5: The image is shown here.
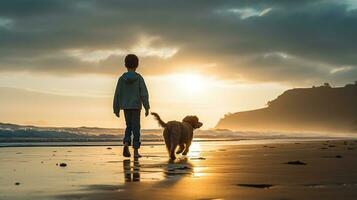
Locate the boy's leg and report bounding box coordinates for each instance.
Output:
[123,110,133,157]
[132,109,141,158]
[123,110,133,146]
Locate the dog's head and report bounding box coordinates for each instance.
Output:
[182,115,203,129]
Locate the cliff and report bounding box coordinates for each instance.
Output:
[216,82,357,133]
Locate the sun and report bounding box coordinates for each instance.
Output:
[173,73,205,93]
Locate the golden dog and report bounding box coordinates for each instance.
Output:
[151,112,203,159]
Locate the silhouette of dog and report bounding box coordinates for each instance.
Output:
[151,112,203,159]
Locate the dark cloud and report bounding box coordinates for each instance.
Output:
[0,0,356,85]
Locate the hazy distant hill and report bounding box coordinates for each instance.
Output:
[216,82,357,133]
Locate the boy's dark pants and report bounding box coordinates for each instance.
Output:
[123,109,141,149]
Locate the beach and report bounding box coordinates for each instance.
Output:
[1,139,357,200]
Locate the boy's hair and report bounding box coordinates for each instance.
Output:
[124,54,139,68]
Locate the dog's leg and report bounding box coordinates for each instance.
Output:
[176,144,185,154]
[170,145,177,159]
[170,141,178,159]
[182,141,191,155]
[163,128,170,153]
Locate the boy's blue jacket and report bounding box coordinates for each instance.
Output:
[113,71,150,114]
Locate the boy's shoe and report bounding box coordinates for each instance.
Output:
[134,149,142,158]
[123,146,131,157]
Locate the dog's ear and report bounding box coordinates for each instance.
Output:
[183,116,203,129]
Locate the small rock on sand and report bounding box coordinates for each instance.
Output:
[284,160,307,165]
[59,163,67,167]
[14,182,20,186]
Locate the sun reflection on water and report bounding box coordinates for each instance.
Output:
[187,142,207,178]
[192,166,206,178]
[188,142,201,157]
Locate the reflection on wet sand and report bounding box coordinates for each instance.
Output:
[165,157,193,177]
[120,143,200,184]
[122,157,194,183]
[123,158,140,182]
[42,140,357,200]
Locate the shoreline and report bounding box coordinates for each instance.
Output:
[1,137,355,148]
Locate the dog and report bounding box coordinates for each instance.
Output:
[151,112,203,159]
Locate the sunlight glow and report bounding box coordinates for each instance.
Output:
[172,73,206,93]
[0,72,287,128]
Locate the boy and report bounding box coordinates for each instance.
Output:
[113,54,150,158]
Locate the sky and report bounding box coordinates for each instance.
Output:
[1,0,357,129]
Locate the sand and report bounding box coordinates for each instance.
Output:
[1,139,357,200]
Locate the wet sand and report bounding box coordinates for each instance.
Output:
[1,140,357,200]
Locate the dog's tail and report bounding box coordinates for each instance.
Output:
[151,112,167,128]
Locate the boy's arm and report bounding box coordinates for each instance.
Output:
[139,76,150,113]
[113,78,121,117]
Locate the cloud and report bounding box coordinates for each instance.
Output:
[67,35,178,63]
[0,17,13,29]
[0,0,356,85]
[330,66,353,74]
[239,52,332,84]
[67,49,126,62]
[130,36,179,59]
[219,7,272,19]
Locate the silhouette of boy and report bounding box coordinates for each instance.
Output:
[113,54,150,158]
